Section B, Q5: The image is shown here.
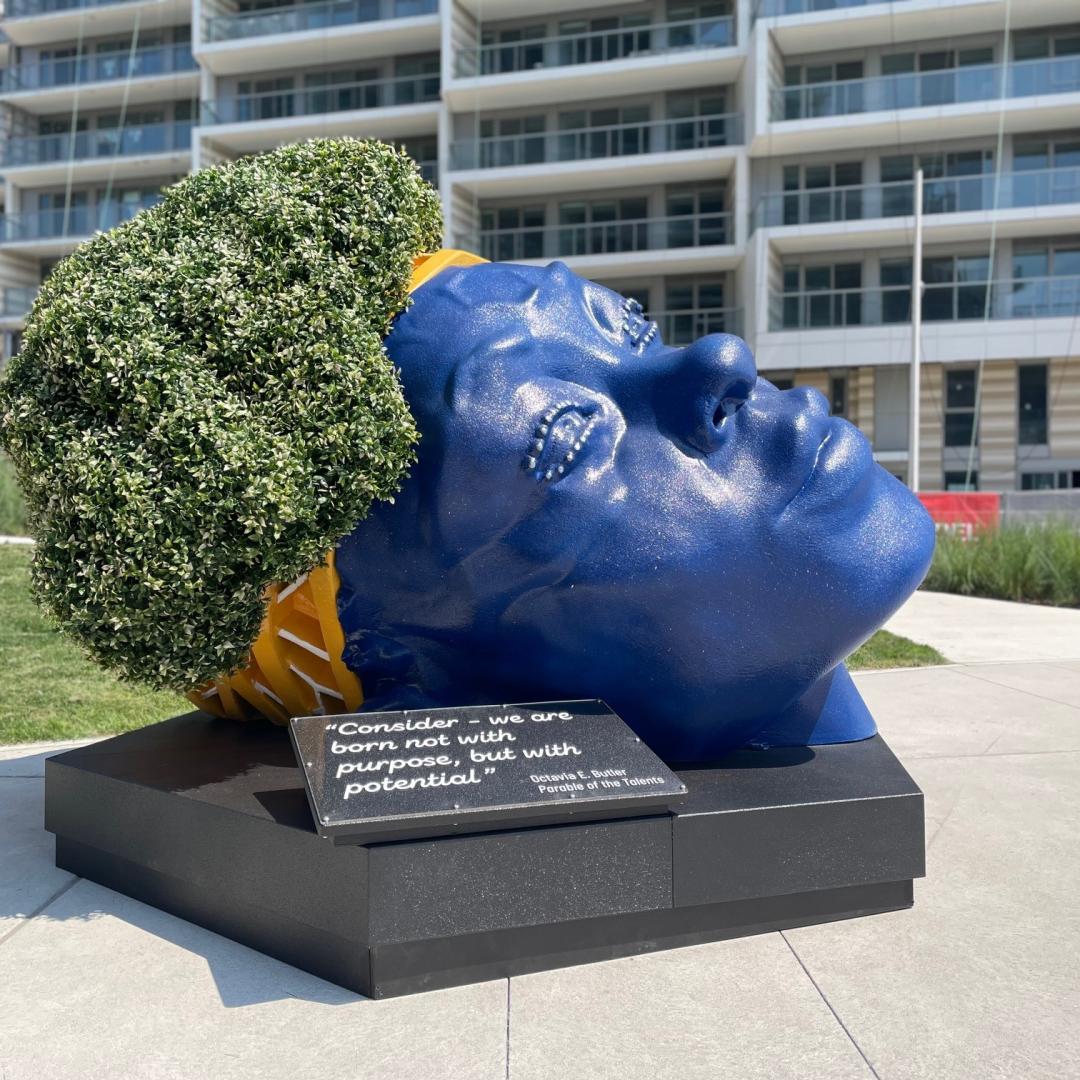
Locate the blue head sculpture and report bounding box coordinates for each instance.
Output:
[334,261,934,762]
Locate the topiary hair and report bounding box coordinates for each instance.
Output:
[0,137,442,691]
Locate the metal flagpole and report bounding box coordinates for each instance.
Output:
[909,168,924,492]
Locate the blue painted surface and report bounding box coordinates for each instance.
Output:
[336,262,935,763]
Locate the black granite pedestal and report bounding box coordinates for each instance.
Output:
[44,712,924,999]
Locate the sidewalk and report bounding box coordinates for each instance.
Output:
[1,661,1078,1079]
[885,589,1080,663]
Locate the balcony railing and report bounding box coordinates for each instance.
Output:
[462,212,732,262]
[202,72,439,124]
[652,306,743,344]
[6,0,140,16]
[0,198,161,243]
[754,166,1080,229]
[772,55,1080,121]
[0,123,192,167]
[0,44,196,93]
[455,15,734,78]
[203,0,437,44]
[0,286,39,318]
[754,0,909,16]
[770,275,1080,330]
[451,113,742,171]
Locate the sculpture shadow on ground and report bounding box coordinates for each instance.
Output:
[4,741,370,1009]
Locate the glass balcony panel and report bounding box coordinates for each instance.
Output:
[204,73,438,125]
[0,286,39,317]
[0,122,190,167]
[452,114,740,171]
[2,45,196,92]
[457,15,733,78]
[755,166,1080,230]
[205,0,437,43]
[771,55,1080,120]
[467,211,732,262]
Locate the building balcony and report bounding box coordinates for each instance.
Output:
[457,211,737,278]
[0,198,160,256]
[0,122,192,184]
[448,113,742,197]
[753,167,1080,250]
[198,73,439,155]
[447,16,742,111]
[195,0,440,77]
[2,0,191,48]
[771,274,1080,331]
[754,274,1080,368]
[0,285,38,322]
[754,0,905,14]
[652,305,743,345]
[0,44,197,113]
[759,55,1080,153]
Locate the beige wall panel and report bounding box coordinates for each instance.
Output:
[979,360,1016,493]
[919,364,944,489]
[1049,358,1080,458]
[793,369,829,397]
[853,366,874,442]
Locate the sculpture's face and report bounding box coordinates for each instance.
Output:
[335,262,934,760]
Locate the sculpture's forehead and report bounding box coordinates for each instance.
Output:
[392,262,632,406]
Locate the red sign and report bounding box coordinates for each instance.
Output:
[918,492,1000,537]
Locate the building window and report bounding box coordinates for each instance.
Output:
[479,205,545,261]
[662,278,729,344]
[772,376,794,390]
[924,254,990,321]
[781,263,862,328]
[944,470,979,491]
[944,368,978,447]
[1010,242,1080,317]
[782,161,863,225]
[830,373,848,417]
[1018,363,1049,445]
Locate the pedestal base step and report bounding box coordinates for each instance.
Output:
[45,713,925,999]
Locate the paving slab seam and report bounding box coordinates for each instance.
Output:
[949,666,1080,713]
[505,977,511,1080]
[779,931,882,1080]
[0,875,80,951]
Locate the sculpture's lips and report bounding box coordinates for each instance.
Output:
[789,417,872,511]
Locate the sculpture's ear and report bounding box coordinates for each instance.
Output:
[743,665,877,749]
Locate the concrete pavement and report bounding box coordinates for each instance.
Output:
[885,589,1080,664]
[1,661,1079,1079]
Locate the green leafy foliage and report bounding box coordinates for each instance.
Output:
[0,138,442,690]
[924,521,1080,607]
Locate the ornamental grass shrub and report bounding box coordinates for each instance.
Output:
[0,138,442,690]
[923,520,1080,607]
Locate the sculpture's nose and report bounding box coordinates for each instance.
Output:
[657,334,757,455]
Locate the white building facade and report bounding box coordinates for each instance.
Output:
[1,0,1078,492]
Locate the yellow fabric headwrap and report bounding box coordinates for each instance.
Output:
[189,249,487,722]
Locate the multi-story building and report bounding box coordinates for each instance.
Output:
[1,0,1078,492]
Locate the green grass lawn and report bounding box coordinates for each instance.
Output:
[0,455,26,535]
[0,545,187,743]
[847,628,947,671]
[0,542,947,744]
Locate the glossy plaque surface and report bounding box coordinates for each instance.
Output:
[290,699,687,843]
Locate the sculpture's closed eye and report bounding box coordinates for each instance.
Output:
[622,297,657,352]
[525,403,600,482]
